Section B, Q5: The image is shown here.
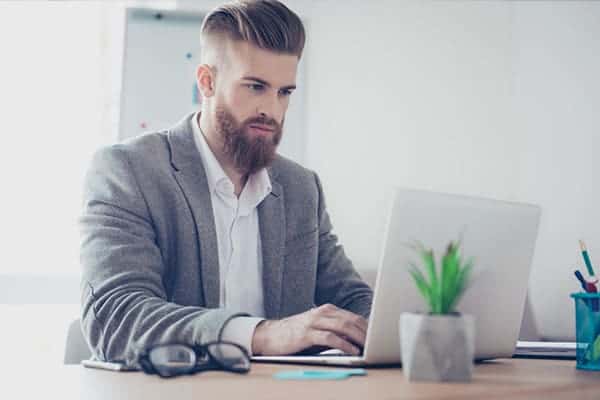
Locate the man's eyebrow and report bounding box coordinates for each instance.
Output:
[242,76,296,91]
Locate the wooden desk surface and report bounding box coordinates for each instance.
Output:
[8,358,600,399]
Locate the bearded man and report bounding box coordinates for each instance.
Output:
[80,0,372,365]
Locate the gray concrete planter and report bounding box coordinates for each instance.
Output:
[400,312,475,382]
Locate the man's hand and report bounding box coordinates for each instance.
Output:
[251,304,368,356]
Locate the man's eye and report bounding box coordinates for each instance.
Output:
[247,84,265,92]
[279,89,293,97]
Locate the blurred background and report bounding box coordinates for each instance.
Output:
[0,0,599,366]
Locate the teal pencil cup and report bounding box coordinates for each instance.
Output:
[571,292,600,370]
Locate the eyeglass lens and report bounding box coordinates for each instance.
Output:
[206,343,250,371]
[149,344,197,376]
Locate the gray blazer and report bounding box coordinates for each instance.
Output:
[80,113,373,364]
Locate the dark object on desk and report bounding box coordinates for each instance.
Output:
[138,341,251,378]
[513,341,576,360]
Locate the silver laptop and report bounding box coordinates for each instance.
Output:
[252,188,541,366]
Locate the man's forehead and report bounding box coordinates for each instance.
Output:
[223,40,298,86]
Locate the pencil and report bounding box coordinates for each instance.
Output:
[579,240,596,277]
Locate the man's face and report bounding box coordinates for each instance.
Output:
[210,40,298,175]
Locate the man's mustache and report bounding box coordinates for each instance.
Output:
[244,116,280,129]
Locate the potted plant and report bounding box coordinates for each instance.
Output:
[400,240,475,382]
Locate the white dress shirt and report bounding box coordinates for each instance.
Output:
[192,113,267,354]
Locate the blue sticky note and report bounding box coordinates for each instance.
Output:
[274,369,366,380]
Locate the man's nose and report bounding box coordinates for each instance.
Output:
[257,94,284,122]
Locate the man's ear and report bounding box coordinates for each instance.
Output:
[196,64,216,98]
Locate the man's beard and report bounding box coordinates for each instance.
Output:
[215,106,283,176]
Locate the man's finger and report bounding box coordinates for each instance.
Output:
[312,316,366,347]
[317,304,368,333]
[309,330,360,356]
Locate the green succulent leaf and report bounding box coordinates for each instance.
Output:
[420,248,439,313]
[447,257,473,313]
[441,242,459,313]
[409,263,434,311]
[407,240,473,314]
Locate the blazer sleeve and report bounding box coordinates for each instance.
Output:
[312,173,373,318]
[79,146,246,366]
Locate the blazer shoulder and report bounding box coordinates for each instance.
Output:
[270,155,317,186]
[92,131,171,170]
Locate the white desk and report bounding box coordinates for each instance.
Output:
[6,358,600,400]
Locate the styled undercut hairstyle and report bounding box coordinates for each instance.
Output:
[200,0,305,59]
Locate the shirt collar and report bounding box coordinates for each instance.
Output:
[192,112,272,214]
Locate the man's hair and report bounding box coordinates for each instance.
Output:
[200,0,305,59]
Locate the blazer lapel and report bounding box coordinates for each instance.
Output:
[167,114,220,308]
[166,113,287,316]
[258,178,285,319]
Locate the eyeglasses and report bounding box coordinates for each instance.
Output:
[138,341,251,378]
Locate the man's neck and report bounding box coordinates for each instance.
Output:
[198,112,247,197]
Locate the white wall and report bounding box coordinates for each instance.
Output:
[513,2,600,339]
[304,0,518,270]
[301,1,600,339]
